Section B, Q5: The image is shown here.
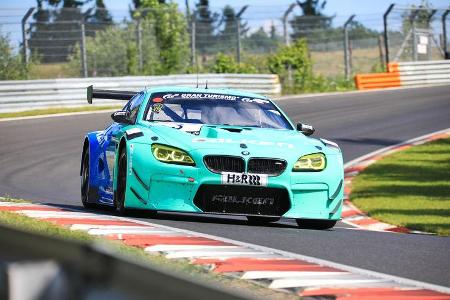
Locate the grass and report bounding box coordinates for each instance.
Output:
[350,138,450,236]
[0,105,121,119]
[28,63,79,79]
[0,199,299,300]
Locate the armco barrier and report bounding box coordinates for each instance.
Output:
[354,72,401,90]
[0,73,281,113]
[0,223,254,300]
[355,59,450,90]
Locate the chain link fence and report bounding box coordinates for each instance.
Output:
[1,4,449,81]
[384,5,449,65]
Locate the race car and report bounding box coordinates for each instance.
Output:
[81,86,344,229]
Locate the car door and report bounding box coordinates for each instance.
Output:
[105,93,145,195]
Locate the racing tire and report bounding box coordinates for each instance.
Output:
[247,216,280,225]
[296,219,337,230]
[81,149,96,209]
[114,149,128,215]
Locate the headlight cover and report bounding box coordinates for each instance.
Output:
[151,144,195,166]
[293,153,326,171]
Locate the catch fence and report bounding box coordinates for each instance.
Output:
[1,4,449,81]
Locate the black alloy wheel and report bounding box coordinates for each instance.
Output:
[81,150,96,209]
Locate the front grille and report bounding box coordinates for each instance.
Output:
[248,158,287,176]
[204,156,245,173]
[193,185,290,217]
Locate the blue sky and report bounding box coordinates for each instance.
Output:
[1,0,449,48]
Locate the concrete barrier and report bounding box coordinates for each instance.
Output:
[355,60,450,90]
[0,73,281,112]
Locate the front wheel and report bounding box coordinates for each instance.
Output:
[114,149,128,215]
[296,219,337,230]
[247,216,280,226]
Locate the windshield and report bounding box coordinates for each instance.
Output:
[144,92,293,130]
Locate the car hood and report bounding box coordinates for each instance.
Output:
[140,122,337,158]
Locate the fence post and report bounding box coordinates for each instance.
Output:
[80,21,88,78]
[236,21,241,63]
[343,14,355,80]
[383,4,395,66]
[136,19,143,72]
[442,9,450,59]
[412,22,418,61]
[426,10,437,60]
[190,19,196,67]
[235,5,248,64]
[283,3,296,46]
[283,3,296,89]
[378,35,386,69]
[21,8,35,64]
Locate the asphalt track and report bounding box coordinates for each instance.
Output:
[1,85,449,287]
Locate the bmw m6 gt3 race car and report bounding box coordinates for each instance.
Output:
[81,86,344,229]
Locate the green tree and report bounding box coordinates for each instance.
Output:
[194,0,218,54]
[268,39,314,92]
[0,33,29,80]
[29,0,113,63]
[290,0,333,43]
[68,21,159,76]
[243,26,281,54]
[217,5,248,53]
[132,0,189,74]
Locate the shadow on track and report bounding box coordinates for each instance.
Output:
[43,203,299,230]
[336,137,402,146]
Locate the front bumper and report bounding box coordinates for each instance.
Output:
[125,144,344,220]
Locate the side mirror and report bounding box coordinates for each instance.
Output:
[111,111,132,124]
[297,123,315,136]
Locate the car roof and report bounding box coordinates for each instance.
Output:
[142,86,271,100]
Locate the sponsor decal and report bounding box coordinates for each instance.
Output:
[320,138,340,149]
[151,103,163,113]
[125,128,144,140]
[211,195,275,206]
[158,122,203,135]
[192,137,294,149]
[156,92,269,104]
[162,93,180,99]
[221,172,268,187]
[129,144,133,176]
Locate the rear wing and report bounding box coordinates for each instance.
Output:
[86,85,137,104]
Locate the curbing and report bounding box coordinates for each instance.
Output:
[1,200,450,298]
[341,128,450,234]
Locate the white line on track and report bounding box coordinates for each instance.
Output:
[343,127,450,169]
[145,245,238,252]
[120,216,450,294]
[241,271,348,280]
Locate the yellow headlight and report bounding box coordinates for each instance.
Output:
[151,144,195,166]
[293,153,326,171]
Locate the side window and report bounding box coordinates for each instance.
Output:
[127,93,145,123]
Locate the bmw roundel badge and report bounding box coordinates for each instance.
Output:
[241,151,250,156]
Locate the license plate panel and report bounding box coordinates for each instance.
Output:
[221,172,268,187]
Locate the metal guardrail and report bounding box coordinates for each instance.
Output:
[0,223,255,300]
[355,59,450,90]
[0,74,281,113]
[389,60,450,86]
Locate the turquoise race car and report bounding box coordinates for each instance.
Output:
[81,86,343,229]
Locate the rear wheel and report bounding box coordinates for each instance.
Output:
[114,149,128,215]
[296,219,337,230]
[81,150,96,209]
[247,216,280,225]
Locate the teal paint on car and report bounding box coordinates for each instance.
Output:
[81,86,344,229]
